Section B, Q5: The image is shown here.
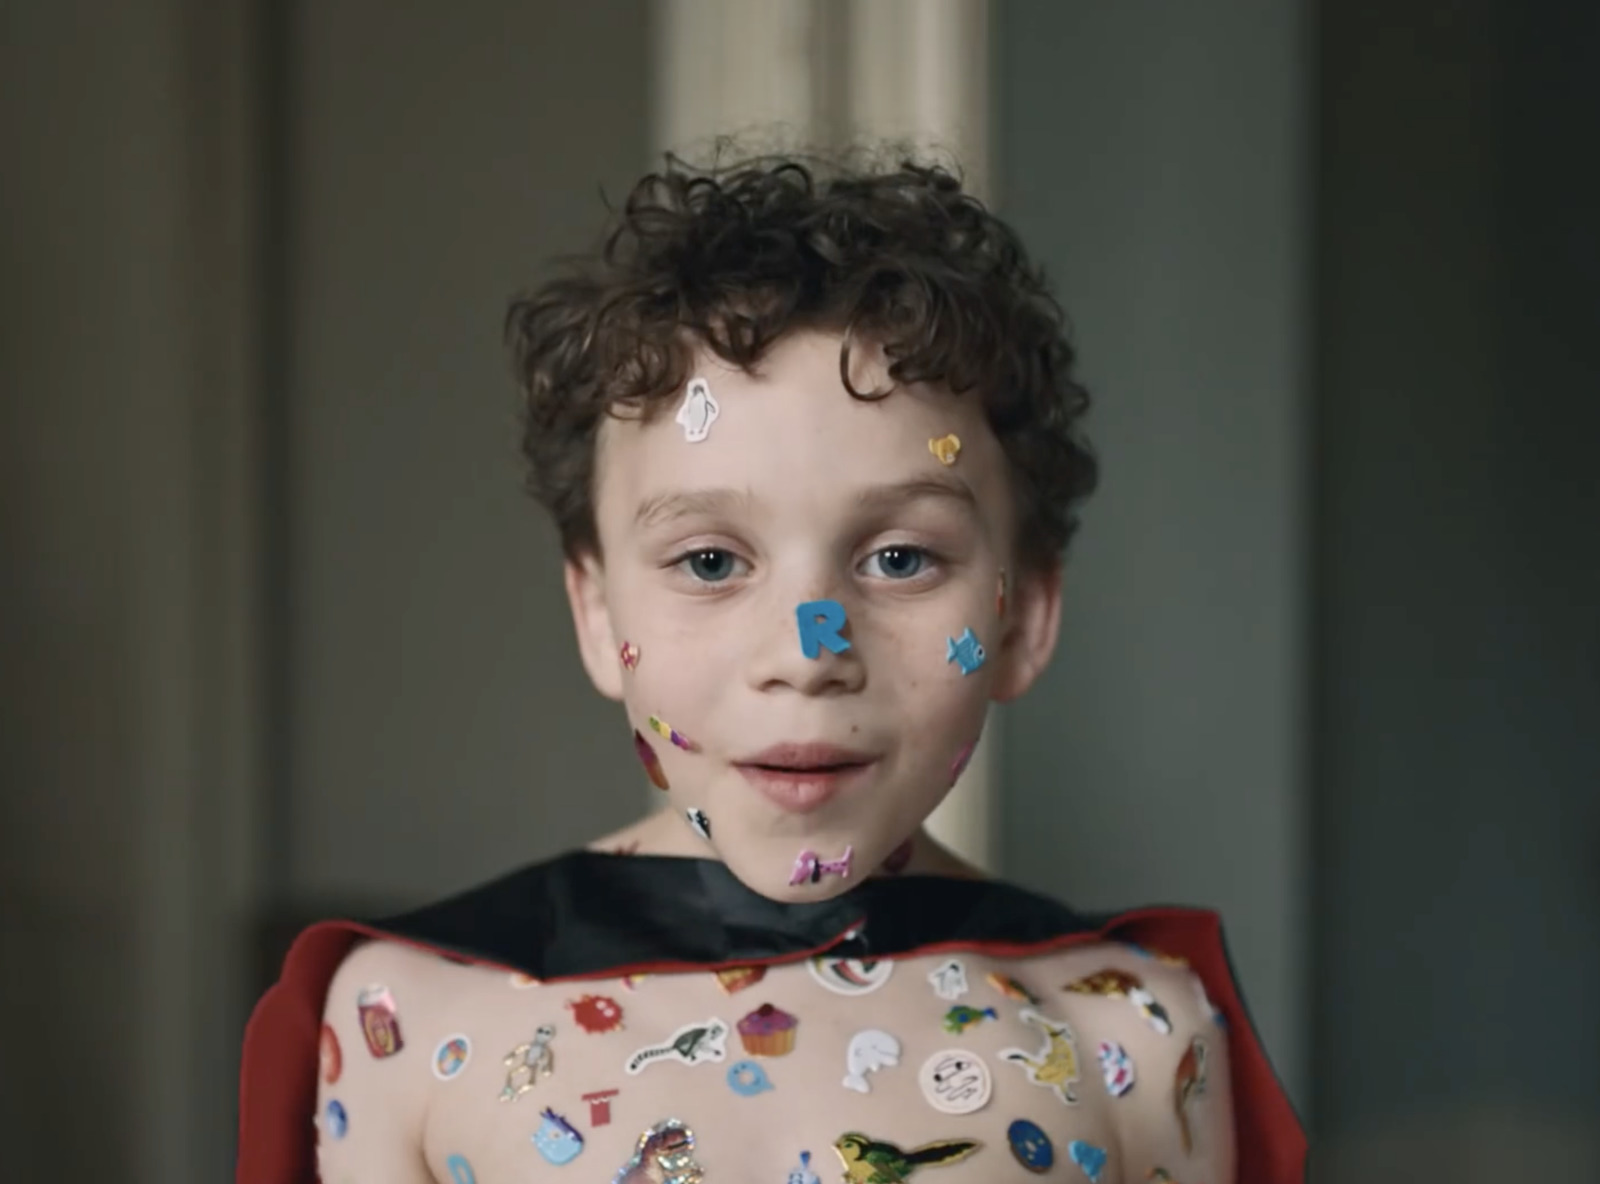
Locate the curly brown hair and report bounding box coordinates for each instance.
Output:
[505,148,1097,574]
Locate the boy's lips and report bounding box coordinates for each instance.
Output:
[733,742,879,814]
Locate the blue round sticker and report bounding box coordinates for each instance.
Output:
[1006,1118,1053,1172]
[323,1099,348,1140]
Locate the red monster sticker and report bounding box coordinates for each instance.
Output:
[567,993,625,1035]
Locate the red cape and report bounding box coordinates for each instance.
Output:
[238,853,1306,1183]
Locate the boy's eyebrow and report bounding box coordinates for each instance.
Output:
[633,475,977,530]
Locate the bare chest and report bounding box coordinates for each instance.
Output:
[415,945,1200,1183]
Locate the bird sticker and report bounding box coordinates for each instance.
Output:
[675,376,720,442]
[833,1133,981,1183]
[941,1005,998,1035]
[1000,1008,1081,1104]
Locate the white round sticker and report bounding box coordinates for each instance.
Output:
[807,955,895,996]
[918,1048,992,1115]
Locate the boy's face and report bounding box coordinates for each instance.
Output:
[565,329,1061,900]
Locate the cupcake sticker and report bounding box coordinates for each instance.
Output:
[737,1003,798,1057]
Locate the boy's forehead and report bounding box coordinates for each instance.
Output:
[594,331,1010,527]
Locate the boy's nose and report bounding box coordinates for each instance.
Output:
[746,597,866,696]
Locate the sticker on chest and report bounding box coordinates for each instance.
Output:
[624,1018,729,1075]
[918,1049,992,1114]
[499,1023,556,1101]
[808,955,894,995]
[832,1133,981,1183]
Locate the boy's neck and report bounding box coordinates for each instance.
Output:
[588,807,986,882]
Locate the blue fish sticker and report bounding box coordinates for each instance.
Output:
[946,627,986,675]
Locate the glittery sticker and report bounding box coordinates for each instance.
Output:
[612,1119,702,1184]
[620,641,641,669]
[499,1023,555,1101]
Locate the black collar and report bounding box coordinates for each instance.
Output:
[374,851,1103,980]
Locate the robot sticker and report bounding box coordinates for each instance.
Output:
[499,1023,556,1101]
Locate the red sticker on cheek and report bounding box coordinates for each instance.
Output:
[633,730,670,790]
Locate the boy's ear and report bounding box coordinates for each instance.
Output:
[991,559,1063,703]
[564,550,624,701]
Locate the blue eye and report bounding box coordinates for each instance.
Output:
[679,549,740,583]
[864,546,929,580]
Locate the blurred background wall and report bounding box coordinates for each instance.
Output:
[2,2,1594,1182]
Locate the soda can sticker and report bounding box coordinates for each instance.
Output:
[433,1034,471,1081]
[357,985,404,1058]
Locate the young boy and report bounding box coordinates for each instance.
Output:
[237,153,1305,1184]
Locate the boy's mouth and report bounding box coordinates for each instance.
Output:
[734,742,878,813]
